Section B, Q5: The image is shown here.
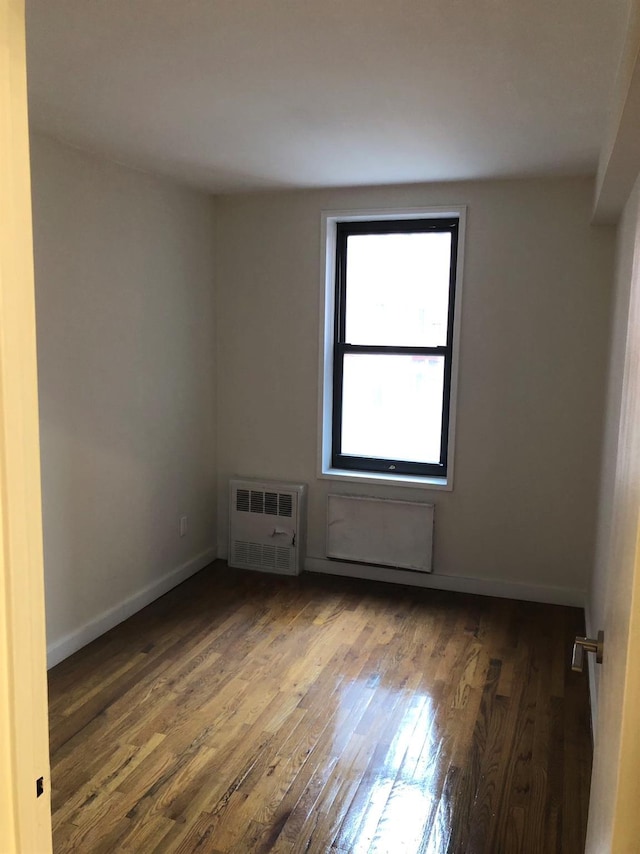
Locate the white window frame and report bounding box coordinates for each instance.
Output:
[317,205,466,491]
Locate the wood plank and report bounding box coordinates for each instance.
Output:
[49,561,593,853]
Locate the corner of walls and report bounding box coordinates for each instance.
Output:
[208,193,220,569]
[210,195,227,562]
[46,548,216,669]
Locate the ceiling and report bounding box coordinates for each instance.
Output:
[26,0,630,194]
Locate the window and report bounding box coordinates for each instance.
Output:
[321,211,463,484]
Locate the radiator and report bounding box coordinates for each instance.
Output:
[326,494,434,572]
[229,478,307,575]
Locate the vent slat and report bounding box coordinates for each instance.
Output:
[250,491,264,514]
[236,489,250,512]
[262,545,276,568]
[265,492,278,515]
[232,539,292,572]
[276,548,291,570]
[278,493,293,517]
[233,540,249,564]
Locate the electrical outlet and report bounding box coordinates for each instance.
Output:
[179,516,188,537]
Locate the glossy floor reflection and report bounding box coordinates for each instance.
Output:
[340,693,437,852]
[49,563,592,853]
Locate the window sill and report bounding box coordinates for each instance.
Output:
[318,467,452,491]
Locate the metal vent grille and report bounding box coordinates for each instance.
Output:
[278,493,292,517]
[232,540,291,572]
[236,488,294,517]
[230,479,305,576]
[265,492,278,515]
[262,544,276,569]
[233,540,249,564]
[276,548,291,571]
[250,490,264,514]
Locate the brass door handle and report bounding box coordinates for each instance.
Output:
[571,630,604,673]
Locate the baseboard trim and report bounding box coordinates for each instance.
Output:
[304,557,585,607]
[46,547,217,669]
[584,603,598,741]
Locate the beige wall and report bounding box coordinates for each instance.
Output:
[30,133,217,664]
[215,177,614,601]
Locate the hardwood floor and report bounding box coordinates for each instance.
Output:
[48,562,592,853]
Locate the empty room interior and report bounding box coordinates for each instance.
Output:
[6,0,640,851]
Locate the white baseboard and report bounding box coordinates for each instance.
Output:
[304,557,586,607]
[584,603,598,740]
[46,547,217,669]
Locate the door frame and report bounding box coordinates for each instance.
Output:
[0,0,53,850]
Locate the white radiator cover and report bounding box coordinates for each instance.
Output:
[327,494,434,572]
[229,478,307,575]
